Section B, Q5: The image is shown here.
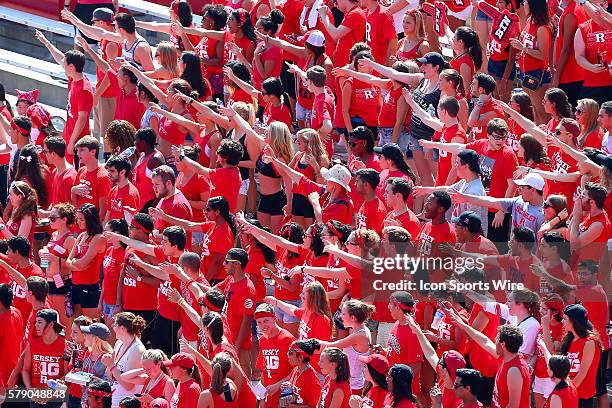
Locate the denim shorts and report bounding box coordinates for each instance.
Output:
[378,127,410,152]
[275,298,302,324]
[406,133,439,161]
[476,9,493,21]
[295,101,312,123]
[519,69,552,88]
[488,58,516,81]
[102,301,119,319]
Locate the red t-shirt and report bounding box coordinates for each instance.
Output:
[175,274,206,342]
[177,173,210,222]
[121,249,159,311]
[362,386,390,408]
[378,83,409,128]
[383,210,421,243]
[506,118,525,154]
[294,176,353,225]
[333,6,366,67]
[64,77,94,158]
[288,365,321,406]
[295,308,331,372]
[198,221,235,280]
[263,102,292,128]
[576,212,611,264]
[154,190,193,233]
[253,44,283,91]
[347,78,380,127]
[466,140,518,203]
[214,276,256,349]
[547,146,579,211]
[0,255,44,321]
[111,78,146,130]
[209,167,241,213]
[575,284,610,351]
[467,303,500,377]
[50,166,77,206]
[544,381,578,408]
[29,335,66,387]
[357,197,388,234]
[107,182,140,221]
[415,221,457,258]
[257,329,295,407]
[278,0,304,39]
[195,34,225,77]
[73,166,112,210]
[387,321,424,365]
[366,6,396,64]
[245,245,268,303]
[310,87,335,158]
[0,307,23,385]
[436,124,467,186]
[171,378,201,408]
[102,246,125,305]
[578,19,612,87]
[469,100,504,140]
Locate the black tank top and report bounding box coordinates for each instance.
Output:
[409,78,441,141]
[238,133,250,180]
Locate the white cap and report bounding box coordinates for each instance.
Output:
[514,173,545,190]
[300,30,325,47]
[321,164,352,192]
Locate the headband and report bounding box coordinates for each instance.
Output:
[237,8,247,25]
[130,218,152,234]
[289,343,304,354]
[392,298,413,312]
[171,0,179,14]
[87,388,112,398]
[199,295,222,312]
[326,222,342,239]
[15,89,39,105]
[254,309,275,319]
[11,120,30,136]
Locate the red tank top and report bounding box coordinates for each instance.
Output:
[567,336,601,399]
[291,153,316,183]
[47,231,73,260]
[519,21,552,71]
[396,38,424,62]
[98,39,121,98]
[159,116,188,146]
[493,354,531,408]
[195,36,225,76]
[467,303,500,377]
[131,151,157,205]
[320,378,350,408]
[29,336,66,387]
[579,19,612,87]
[450,52,475,84]
[7,215,36,244]
[72,235,104,285]
[544,381,578,408]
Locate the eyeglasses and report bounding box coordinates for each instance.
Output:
[489,133,507,140]
[49,216,59,221]
[555,129,566,135]
[453,382,464,389]
[223,259,240,264]
[575,108,583,114]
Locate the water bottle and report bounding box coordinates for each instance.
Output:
[72,348,83,369]
[431,309,445,330]
[119,146,137,159]
[39,247,49,269]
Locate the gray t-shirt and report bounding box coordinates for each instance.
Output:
[447,178,489,237]
[499,196,545,237]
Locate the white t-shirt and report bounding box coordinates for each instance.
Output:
[447,178,489,237]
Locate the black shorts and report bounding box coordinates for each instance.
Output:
[292,193,315,218]
[72,283,101,308]
[595,348,609,397]
[48,278,72,296]
[477,375,495,406]
[258,190,287,216]
[280,60,297,100]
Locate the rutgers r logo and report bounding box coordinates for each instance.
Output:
[593,32,605,43]
[363,90,375,99]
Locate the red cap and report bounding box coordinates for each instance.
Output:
[163,352,196,369]
[440,350,466,381]
[544,294,565,314]
[357,353,389,375]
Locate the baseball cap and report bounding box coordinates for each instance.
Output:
[80,323,111,341]
[321,164,352,192]
[452,211,482,234]
[563,304,592,330]
[300,30,325,47]
[163,352,196,369]
[373,143,404,164]
[457,149,481,174]
[92,8,114,23]
[37,309,64,333]
[594,153,612,172]
[440,350,466,381]
[543,294,565,315]
[514,173,545,190]
[358,353,389,375]
[416,52,445,70]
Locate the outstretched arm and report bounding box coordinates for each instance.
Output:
[35,30,65,66]
[360,58,423,87]
[122,64,169,106]
[497,100,548,145]
[332,67,390,89]
[150,104,202,135]
[61,9,121,43]
[402,88,444,131]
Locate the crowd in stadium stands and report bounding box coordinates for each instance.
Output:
[0,0,611,406]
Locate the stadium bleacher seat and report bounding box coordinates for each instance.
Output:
[0,5,74,37]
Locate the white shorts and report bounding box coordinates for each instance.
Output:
[448,5,473,21]
[295,101,313,123]
[533,376,555,398]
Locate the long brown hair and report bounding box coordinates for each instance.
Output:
[10,181,38,222]
[210,352,232,394]
[304,281,332,322]
[322,348,350,383]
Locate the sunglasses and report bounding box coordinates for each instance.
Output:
[489,133,507,140]
[49,216,59,221]
[555,129,566,135]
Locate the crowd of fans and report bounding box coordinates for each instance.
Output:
[0,0,610,406]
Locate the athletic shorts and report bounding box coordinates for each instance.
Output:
[258,190,287,216]
[72,283,101,308]
[48,277,72,296]
[533,376,556,398]
[292,193,315,218]
[476,9,493,22]
[295,101,313,124]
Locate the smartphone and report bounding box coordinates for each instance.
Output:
[134,394,143,398]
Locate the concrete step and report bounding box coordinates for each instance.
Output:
[0,5,74,38]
